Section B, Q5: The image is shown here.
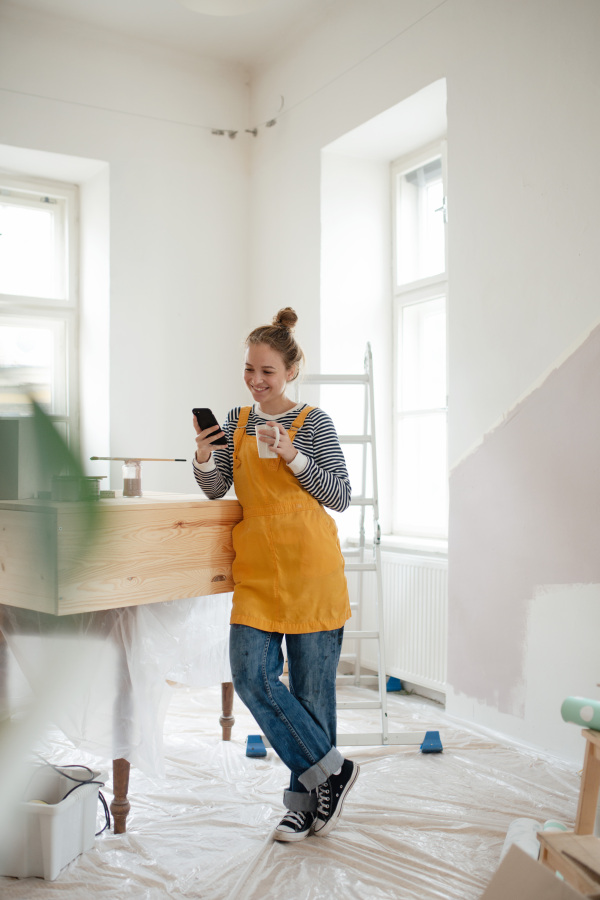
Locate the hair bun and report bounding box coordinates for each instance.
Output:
[272,307,298,331]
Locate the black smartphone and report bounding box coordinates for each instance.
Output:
[192,408,227,446]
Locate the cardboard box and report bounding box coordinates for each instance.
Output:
[480,846,587,900]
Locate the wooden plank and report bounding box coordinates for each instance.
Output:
[54,500,242,614]
[539,832,600,895]
[0,495,243,616]
[0,492,240,512]
[0,508,57,614]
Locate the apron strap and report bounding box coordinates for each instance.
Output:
[237,406,252,430]
[233,406,252,465]
[288,406,314,442]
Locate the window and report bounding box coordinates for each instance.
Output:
[392,143,447,538]
[0,174,78,440]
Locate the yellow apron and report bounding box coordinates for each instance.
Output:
[230,406,351,634]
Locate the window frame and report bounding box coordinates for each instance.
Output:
[0,172,79,444]
[391,140,448,539]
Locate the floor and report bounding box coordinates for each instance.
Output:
[0,683,581,899]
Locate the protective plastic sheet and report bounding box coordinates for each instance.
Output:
[0,683,581,900]
[0,595,232,774]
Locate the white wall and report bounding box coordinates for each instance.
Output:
[319,78,447,535]
[0,3,250,492]
[248,0,600,762]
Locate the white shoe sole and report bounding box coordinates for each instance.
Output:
[273,826,313,843]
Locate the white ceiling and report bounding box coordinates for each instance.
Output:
[4,0,339,68]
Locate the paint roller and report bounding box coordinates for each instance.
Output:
[500,818,542,861]
[500,819,569,862]
[561,696,600,730]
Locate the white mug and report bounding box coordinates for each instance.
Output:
[256,424,280,459]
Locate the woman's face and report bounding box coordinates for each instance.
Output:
[244,343,295,414]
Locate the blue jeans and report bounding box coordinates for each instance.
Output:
[229,624,345,813]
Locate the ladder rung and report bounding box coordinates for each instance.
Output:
[303,374,369,385]
[335,674,380,686]
[339,435,372,444]
[349,497,374,506]
[336,732,427,747]
[344,630,379,640]
[345,562,377,572]
[337,701,382,710]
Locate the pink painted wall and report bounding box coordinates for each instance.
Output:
[449,324,600,717]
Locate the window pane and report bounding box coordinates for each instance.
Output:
[400,297,446,410]
[0,324,55,414]
[396,157,445,285]
[0,199,62,298]
[395,412,448,534]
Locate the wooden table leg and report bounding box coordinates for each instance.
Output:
[0,608,9,722]
[109,610,134,833]
[111,757,131,834]
[575,728,600,834]
[220,681,235,741]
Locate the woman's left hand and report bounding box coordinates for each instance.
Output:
[271,422,297,464]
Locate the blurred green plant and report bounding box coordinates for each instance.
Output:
[29,398,101,551]
[0,399,104,845]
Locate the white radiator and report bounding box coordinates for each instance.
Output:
[346,551,448,693]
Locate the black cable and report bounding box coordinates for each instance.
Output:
[96,791,111,835]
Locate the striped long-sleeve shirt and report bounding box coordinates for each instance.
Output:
[192,403,351,513]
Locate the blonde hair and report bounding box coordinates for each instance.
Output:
[245,307,305,380]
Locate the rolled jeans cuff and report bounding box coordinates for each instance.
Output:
[283,790,317,813]
[298,746,344,792]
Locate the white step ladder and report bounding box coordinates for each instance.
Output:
[298,344,427,747]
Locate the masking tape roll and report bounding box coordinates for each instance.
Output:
[500,817,542,861]
[561,696,600,731]
[542,820,568,833]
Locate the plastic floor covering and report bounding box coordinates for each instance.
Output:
[0,683,581,899]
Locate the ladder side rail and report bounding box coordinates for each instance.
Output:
[352,375,370,684]
[365,343,389,742]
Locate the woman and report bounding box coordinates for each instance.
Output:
[192,307,358,842]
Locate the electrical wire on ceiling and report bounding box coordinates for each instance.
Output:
[0,85,284,139]
[211,95,284,138]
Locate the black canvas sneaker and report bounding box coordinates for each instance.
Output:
[273,809,315,842]
[313,759,360,837]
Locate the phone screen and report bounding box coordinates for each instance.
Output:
[192,408,227,446]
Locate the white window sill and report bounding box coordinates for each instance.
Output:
[380,534,447,558]
[345,534,447,559]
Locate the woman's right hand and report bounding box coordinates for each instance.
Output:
[192,415,225,464]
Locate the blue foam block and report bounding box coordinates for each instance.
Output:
[246,734,267,758]
[420,730,443,753]
[386,676,404,692]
